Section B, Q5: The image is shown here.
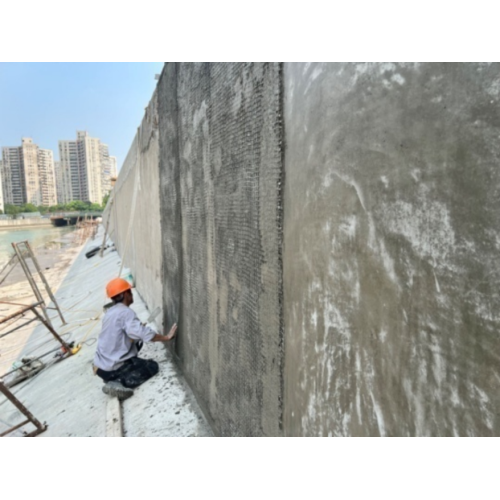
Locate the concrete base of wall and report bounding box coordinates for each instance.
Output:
[0,219,51,229]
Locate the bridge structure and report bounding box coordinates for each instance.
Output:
[49,211,103,227]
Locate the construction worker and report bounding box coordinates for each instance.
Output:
[93,277,177,400]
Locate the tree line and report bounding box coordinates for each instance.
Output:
[1,198,108,217]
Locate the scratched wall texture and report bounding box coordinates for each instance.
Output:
[158,63,284,436]
[282,63,500,436]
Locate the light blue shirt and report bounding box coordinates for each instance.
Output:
[94,303,156,371]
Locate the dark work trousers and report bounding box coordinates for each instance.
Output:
[96,355,159,389]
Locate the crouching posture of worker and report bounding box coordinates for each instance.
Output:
[93,278,177,400]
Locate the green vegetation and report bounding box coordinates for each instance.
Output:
[4,200,105,218]
[4,203,39,216]
[102,193,110,208]
[45,200,103,213]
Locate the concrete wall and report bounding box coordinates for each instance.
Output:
[158,63,284,436]
[282,63,500,436]
[107,62,500,436]
[0,218,51,228]
[103,90,163,318]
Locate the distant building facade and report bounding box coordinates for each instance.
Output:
[109,156,118,179]
[38,148,57,206]
[58,131,114,205]
[1,138,57,207]
[0,161,4,213]
[109,155,118,189]
[2,145,25,205]
[100,143,111,197]
[54,161,64,204]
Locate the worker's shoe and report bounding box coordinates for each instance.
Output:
[102,381,134,401]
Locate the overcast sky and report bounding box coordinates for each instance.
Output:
[0,62,164,171]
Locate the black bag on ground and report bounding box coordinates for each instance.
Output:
[85,246,101,259]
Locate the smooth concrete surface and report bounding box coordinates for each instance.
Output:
[0,225,212,437]
[103,90,163,322]
[282,63,500,436]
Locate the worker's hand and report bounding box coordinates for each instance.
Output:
[151,324,178,342]
[165,323,177,341]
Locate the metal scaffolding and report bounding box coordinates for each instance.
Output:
[11,241,66,327]
[0,380,47,437]
[0,241,74,437]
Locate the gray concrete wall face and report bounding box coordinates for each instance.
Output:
[103,91,163,318]
[158,63,284,436]
[283,63,500,436]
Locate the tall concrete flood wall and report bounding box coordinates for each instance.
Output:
[109,63,500,436]
[103,90,163,317]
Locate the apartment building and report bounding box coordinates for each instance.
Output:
[0,162,4,213]
[100,143,111,198]
[1,145,25,205]
[38,148,57,206]
[1,138,57,206]
[57,140,78,204]
[109,156,118,179]
[22,138,40,205]
[54,161,64,204]
[58,131,113,205]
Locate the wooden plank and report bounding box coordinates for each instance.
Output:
[105,397,123,437]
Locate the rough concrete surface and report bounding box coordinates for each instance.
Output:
[282,63,500,436]
[0,226,212,437]
[158,63,284,436]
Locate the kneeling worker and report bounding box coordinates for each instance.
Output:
[94,277,177,400]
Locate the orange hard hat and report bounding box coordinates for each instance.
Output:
[106,278,132,298]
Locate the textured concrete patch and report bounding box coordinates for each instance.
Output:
[158,63,283,436]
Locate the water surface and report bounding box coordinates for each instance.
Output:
[0,225,75,265]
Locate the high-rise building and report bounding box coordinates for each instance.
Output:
[100,143,111,197]
[54,161,65,205]
[57,141,77,204]
[1,138,57,207]
[58,131,113,205]
[21,138,40,205]
[2,145,25,205]
[38,148,57,206]
[0,162,4,213]
[109,156,118,179]
[108,156,118,191]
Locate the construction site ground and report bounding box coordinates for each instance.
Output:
[0,225,213,437]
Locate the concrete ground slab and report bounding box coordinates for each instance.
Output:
[0,226,212,437]
[122,340,213,437]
